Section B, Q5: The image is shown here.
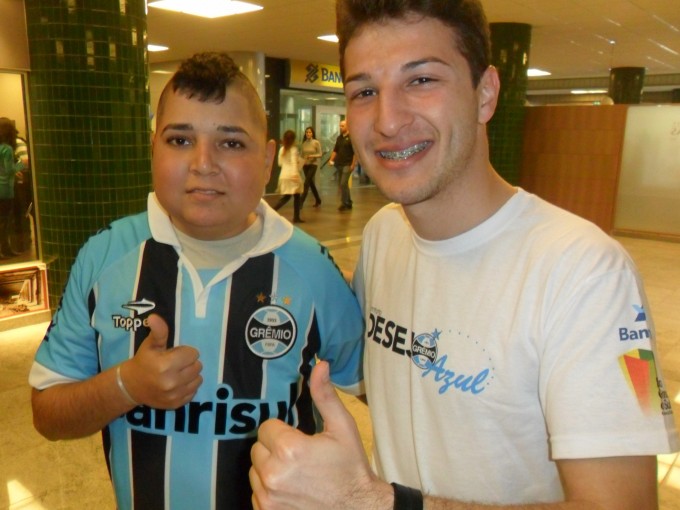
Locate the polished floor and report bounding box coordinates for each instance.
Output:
[2,173,680,509]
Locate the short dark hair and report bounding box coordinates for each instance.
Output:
[336,0,490,87]
[156,52,265,130]
[0,117,18,150]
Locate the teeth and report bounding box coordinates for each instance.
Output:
[379,142,429,160]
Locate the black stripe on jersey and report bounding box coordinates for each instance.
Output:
[296,311,321,434]
[216,437,257,510]
[216,253,273,509]
[133,239,180,351]
[129,239,179,508]
[222,253,274,398]
[131,430,167,510]
[101,427,112,480]
[88,288,97,323]
[90,287,102,374]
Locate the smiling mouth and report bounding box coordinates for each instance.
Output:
[378,142,430,161]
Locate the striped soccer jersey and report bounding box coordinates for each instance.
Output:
[30,194,364,510]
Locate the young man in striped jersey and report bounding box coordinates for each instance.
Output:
[29,52,364,510]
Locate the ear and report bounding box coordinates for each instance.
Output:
[150,131,156,156]
[477,66,500,125]
[263,139,276,180]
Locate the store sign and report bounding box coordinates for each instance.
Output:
[289,60,343,91]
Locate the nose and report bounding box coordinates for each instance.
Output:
[374,88,412,138]
[190,140,218,175]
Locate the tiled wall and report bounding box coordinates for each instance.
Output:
[488,23,532,185]
[609,67,646,104]
[25,0,151,309]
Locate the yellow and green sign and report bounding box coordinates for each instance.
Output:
[289,60,343,91]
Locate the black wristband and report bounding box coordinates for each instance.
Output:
[391,482,423,510]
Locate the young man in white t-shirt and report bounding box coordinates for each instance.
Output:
[249,1,679,509]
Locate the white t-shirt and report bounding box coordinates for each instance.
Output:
[353,189,679,505]
[277,146,302,195]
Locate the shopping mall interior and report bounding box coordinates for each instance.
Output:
[1,0,680,508]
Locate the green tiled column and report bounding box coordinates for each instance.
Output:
[25,0,151,309]
[673,89,680,103]
[488,22,531,185]
[608,67,645,104]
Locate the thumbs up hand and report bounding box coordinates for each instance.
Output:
[249,361,393,510]
[120,314,203,409]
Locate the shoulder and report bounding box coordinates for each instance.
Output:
[277,228,346,279]
[516,191,633,274]
[278,228,326,259]
[60,210,152,302]
[79,211,151,265]
[521,192,617,247]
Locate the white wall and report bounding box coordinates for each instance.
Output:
[0,0,29,71]
[0,0,29,137]
[615,105,680,236]
[0,73,26,136]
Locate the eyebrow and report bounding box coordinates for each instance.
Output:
[160,123,249,136]
[344,57,449,85]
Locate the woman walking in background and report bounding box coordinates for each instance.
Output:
[0,117,23,258]
[300,126,322,208]
[273,129,304,223]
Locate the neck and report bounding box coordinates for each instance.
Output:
[404,165,516,241]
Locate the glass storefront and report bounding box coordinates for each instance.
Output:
[279,88,346,166]
[0,70,48,326]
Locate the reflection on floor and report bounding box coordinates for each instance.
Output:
[2,180,680,509]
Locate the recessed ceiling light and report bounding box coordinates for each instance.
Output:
[318,34,339,43]
[148,0,263,19]
[148,44,169,52]
[571,89,608,95]
[527,68,551,77]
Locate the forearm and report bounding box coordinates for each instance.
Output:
[423,498,600,510]
[32,363,137,440]
[345,483,600,510]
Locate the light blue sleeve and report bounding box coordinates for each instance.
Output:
[31,239,102,386]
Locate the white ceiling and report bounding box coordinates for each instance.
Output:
[147,0,680,81]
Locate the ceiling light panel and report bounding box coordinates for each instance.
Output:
[148,0,263,19]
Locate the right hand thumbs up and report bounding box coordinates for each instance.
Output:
[122,314,203,409]
[143,313,170,351]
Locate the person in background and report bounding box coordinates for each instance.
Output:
[0,117,23,258]
[249,1,679,509]
[299,126,322,208]
[13,131,32,253]
[273,129,305,223]
[328,119,356,211]
[29,52,364,510]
